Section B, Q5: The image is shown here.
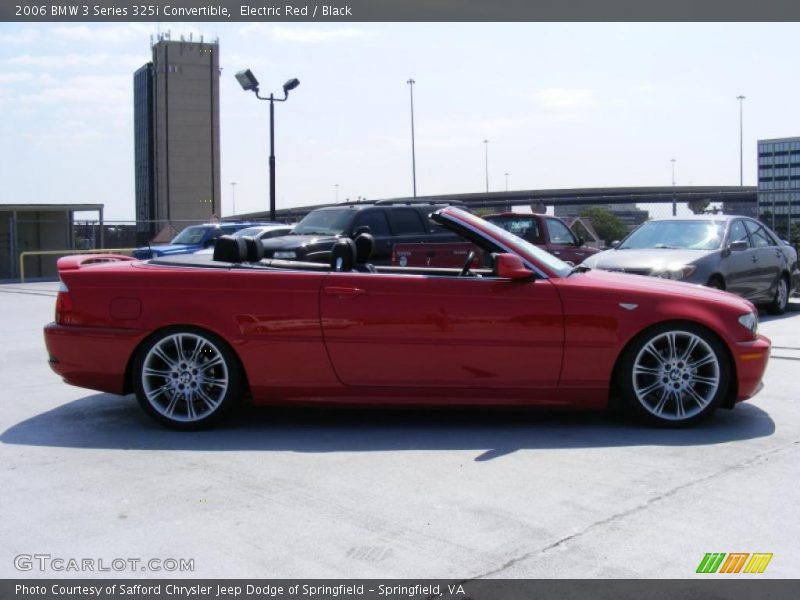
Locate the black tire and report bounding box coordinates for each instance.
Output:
[617,323,730,427]
[707,275,725,290]
[766,275,790,316]
[132,327,243,430]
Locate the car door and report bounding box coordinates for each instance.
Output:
[545,218,585,263]
[319,271,564,390]
[744,219,783,302]
[722,219,759,299]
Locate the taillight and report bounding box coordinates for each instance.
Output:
[55,280,74,324]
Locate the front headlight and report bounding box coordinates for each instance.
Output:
[273,251,297,259]
[737,312,758,337]
[652,265,697,280]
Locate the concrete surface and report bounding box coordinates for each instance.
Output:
[0,281,798,579]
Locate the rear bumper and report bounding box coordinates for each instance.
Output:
[733,334,771,402]
[44,323,145,395]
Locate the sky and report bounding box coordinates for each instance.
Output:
[0,22,798,221]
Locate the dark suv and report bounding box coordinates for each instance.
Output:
[261,202,462,263]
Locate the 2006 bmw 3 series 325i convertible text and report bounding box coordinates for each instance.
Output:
[44,207,771,430]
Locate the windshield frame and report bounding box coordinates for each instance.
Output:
[433,208,573,278]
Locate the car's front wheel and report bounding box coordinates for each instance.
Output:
[618,324,730,427]
[766,275,789,315]
[133,327,242,429]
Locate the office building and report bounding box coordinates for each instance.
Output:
[134,36,221,240]
[757,136,800,239]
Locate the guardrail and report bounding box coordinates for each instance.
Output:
[18,248,137,283]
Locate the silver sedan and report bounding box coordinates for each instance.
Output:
[582,215,799,314]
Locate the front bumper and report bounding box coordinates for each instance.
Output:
[733,334,771,402]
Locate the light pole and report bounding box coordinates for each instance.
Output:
[670,158,677,216]
[504,172,509,192]
[334,183,339,203]
[230,182,236,217]
[483,140,489,193]
[235,69,300,221]
[737,95,746,186]
[407,78,417,197]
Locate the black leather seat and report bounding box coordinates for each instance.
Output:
[330,238,356,271]
[353,233,377,272]
[242,236,264,262]
[213,235,247,263]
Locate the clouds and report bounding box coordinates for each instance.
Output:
[239,24,376,43]
[534,88,598,111]
[0,28,39,44]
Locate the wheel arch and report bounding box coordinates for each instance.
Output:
[608,318,738,411]
[123,324,250,396]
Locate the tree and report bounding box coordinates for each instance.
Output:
[579,207,627,247]
[688,198,710,214]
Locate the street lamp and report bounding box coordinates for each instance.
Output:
[504,172,510,192]
[737,95,746,186]
[407,78,417,197]
[230,182,236,217]
[483,139,489,193]
[670,158,677,216]
[334,183,339,203]
[235,69,300,221]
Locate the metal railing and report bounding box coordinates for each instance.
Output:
[18,248,136,283]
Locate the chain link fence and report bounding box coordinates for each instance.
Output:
[4,198,783,282]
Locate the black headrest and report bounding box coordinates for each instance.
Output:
[330,238,356,272]
[213,235,247,263]
[353,232,374,264]
[242,236,264,262]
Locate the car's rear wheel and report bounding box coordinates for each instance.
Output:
[618,323,729,427]
[766,275,789,315]
[133,328,242,429]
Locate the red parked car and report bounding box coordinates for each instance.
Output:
[392,213,600,268]
[44,207,770,429]
[483,212,601,264]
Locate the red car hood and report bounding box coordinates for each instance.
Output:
[575,268,756,312]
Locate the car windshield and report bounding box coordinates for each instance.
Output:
[171,226,212,245]
[619,220,725,250]
[486,216,537,238]
[292,209,354,235]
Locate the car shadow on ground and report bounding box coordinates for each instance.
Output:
[1,394,776,460]
[760,299,800,323]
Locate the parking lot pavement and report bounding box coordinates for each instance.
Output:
[0,282,798,579]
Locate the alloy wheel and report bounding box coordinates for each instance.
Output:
[631,330,720,422]
[141,333,229,423]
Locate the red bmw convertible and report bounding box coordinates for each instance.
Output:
[44,207,770,429]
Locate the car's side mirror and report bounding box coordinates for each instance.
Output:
[729,240,748,252]
[495,253,534,280]
[204,238,216,248]
[610,240,620,248]
[575,236,585,247]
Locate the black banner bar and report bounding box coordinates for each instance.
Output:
[3,0,800,22]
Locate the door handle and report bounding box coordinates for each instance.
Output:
[751,256,758,262]
[324,286,366,297]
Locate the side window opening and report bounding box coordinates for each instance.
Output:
[546,218,576,245]
[353,210,391,237]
